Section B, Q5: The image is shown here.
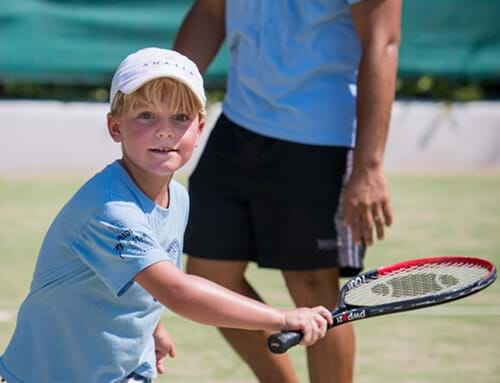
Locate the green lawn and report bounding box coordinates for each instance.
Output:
[1,173,499,382]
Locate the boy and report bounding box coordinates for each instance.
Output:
[0,48,332,383]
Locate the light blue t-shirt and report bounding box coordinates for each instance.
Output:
[223,0,362,147]
[0,161,188,383]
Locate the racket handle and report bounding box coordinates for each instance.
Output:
[267,331,303,354]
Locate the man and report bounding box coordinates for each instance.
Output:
[174,1,401,381]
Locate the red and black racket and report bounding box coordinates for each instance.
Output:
[268,256,497,354]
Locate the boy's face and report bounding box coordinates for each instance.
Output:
[107,102,204,180]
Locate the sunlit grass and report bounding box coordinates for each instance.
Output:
[0,173,499,382]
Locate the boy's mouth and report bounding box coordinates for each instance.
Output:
[149,147,178,153]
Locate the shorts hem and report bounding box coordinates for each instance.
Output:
[187,254,362,277]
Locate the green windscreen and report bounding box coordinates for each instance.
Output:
[0,0,499,87]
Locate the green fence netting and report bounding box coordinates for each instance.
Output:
[398,0,500,79]
[1,0,499,87]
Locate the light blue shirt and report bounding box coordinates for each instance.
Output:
[223,0,362,147]
[0,161,188,383]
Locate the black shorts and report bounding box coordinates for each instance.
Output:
[184,114,364,276]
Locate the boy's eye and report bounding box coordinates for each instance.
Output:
[137,111,156,120]
[172,113,192,122]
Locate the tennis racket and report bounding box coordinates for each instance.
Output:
[268,256,496,353]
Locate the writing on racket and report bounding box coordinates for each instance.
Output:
[268,256,497,353]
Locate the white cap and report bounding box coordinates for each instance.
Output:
[109,47,206,108]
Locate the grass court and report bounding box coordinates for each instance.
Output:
[1,173,499,382]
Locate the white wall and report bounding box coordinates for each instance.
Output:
[0,100,499,178]
[385,102,500,171]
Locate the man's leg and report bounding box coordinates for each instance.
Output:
[187,257,300,383]
[283,268,355,383]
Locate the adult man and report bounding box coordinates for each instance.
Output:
[174,1,401,382]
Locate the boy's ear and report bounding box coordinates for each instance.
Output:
[107,113,122,143]
[194,119,205,147]
[198,119,205,134]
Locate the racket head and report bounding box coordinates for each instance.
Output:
[268,256,496,354]
[339,256,496,312]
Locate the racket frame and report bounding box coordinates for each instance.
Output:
[268,256,497,353]
[333,256,497,326]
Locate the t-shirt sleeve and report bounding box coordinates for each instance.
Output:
[70,201,169,297]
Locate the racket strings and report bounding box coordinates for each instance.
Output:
[344,261,489,306]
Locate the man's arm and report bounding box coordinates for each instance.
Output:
[343,0,402,246]
[173,0,226,74]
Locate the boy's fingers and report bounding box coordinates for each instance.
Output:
[314,306,333,325]
[313,319,323,342]
[156,356,165,374]
[299,320,312,346]
[301,308,331,346]
[321,307,333,325]
[168,345,176,358]
[315,315,328,338]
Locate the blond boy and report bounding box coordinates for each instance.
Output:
[0,48,331,383]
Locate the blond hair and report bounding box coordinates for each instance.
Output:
[110,77,206,119]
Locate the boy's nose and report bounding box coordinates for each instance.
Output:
[156,122,175,139]
[156,130,174,139]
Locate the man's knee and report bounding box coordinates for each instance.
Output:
[283,269,340,307]
[186,257,249,289]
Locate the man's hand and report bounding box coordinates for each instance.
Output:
[153,322,176,374]
[343,165,393,246]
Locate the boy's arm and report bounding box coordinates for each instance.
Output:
[173,0,226,74]
[135,261,332,345]
[343,0,402,246]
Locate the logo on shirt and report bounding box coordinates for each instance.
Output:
[165,239,181,262]
[113,229,151,259]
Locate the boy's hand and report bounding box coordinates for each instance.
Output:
[153,322,176,374]
[282,306,333,346]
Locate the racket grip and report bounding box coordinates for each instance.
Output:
[267,331,303,354]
